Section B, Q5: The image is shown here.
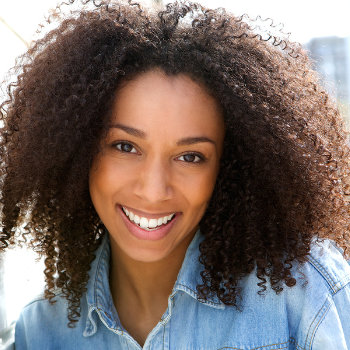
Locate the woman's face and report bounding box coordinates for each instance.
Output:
[89,69,225,263]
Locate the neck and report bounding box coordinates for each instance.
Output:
[109,233,195,315]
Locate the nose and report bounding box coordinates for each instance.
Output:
[133,156,173,203]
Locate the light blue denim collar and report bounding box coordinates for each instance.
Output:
[83,229,225,337]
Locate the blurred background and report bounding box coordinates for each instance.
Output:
[1,0,350,346]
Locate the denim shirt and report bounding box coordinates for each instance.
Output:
[15,230,350,350]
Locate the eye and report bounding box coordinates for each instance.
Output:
[177,153,205,163]
[114,141,138,154]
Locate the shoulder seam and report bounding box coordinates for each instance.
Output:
[307,254,350,294]
[21,290,64,309]
[305,296,332,350]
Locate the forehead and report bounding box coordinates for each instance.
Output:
[109,69,224,139]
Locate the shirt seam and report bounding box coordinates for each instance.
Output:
[249,340,289,349]
[217,340,291,350]
[304,296,332,350]
[307,283,350,350]
[85,236,110,335]
[93,238,108,307]
[306,254,350,294]
[289,337,306,350]
[176,283,224,307]
[20,290,64,310]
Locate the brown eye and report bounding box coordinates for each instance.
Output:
[114,142,137,153]
[178,153,204,163]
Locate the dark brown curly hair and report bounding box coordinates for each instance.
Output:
[1,0,350,327]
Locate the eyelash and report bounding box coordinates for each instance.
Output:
[177,153,205,164]
[112,141,206,164]
[113,141,138,154]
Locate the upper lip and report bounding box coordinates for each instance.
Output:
[120,205,179,219]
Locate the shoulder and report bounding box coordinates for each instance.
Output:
[15,290,88,349]
[16,290,68,323]
[15,290,68,335]
[287,239,350,348]
[306,238,350,293]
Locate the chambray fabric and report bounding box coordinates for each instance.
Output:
[15,230,350,350]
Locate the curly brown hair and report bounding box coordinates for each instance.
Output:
[1,0,350,327]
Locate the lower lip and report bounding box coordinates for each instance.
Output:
[118,205,180,241]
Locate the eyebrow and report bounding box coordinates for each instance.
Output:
[110,123,217,146]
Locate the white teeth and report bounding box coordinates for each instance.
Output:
[149,219,158,228]
[122,207,175,230]
[134,215,140,224]
[139,217,148,228]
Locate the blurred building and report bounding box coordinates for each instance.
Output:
[306,36,350,122]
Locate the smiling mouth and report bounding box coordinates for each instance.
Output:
[121,206,176,231]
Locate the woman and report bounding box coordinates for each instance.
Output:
[1,0,350,348]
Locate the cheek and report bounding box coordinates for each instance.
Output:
[89,159,119,204]
[182,169,218,209]
[90,157,129,191]
[88,170,105,213]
